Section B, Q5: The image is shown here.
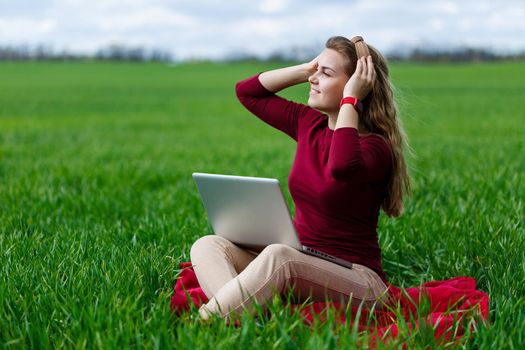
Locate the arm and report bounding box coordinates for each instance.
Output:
[328,55,390,183]
[258,63,312,93]
[235,58,320,141]
[335,55,376,131]
[327,129,392,183]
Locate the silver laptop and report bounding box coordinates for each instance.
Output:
[192,172,353,269]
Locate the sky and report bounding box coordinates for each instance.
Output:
[1,0,524,60]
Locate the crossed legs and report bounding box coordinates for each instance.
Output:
[190,235,388,320]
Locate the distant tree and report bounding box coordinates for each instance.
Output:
[0,43,524,62]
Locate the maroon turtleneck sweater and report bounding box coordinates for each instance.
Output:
[235,74,393,283]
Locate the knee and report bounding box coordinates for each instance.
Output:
[258,244,298,265]
[263,243,296,255]
[190,235,225,261]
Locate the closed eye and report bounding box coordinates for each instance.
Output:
[318,65,335,76]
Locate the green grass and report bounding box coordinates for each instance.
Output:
[0,60,524,348]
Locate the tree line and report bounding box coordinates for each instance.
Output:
[0,44,173,62]
[1,43,524,63]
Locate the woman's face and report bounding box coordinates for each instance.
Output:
[307,48,350,114]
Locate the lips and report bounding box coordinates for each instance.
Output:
[310,88,320,94]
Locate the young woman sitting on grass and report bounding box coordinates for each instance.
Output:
[190,35,411,320]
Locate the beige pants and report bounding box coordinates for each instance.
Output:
[190,235,389,320]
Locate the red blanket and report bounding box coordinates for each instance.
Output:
[171,262,488,346]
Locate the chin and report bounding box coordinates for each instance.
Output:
[308,99,321,110]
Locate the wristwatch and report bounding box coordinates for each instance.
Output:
[339,96,363,115]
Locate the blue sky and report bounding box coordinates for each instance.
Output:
[1,0,524,60]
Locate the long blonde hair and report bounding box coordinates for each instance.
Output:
[326,36,411,217]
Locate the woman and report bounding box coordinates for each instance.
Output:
[190,36,411,320]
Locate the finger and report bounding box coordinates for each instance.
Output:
[354,57,363,76]
[367,56,375,82]
[360,57,368,78]
[310,54,320,69]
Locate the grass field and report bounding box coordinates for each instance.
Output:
[0,60,524,348]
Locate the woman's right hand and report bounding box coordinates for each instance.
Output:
[259,53,321,92]
[301,53,320,81]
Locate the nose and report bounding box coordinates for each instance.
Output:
[308,71,319,84]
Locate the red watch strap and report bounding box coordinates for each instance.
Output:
[339,96,359,108]
[339,96,363,114]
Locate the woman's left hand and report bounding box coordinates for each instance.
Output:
[343,55,376,99]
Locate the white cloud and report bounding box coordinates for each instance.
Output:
[95,8,198,31]
[0,17,56,40]
[259,0,289,14]
[425,1,459,15]
[0,0,524,59]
